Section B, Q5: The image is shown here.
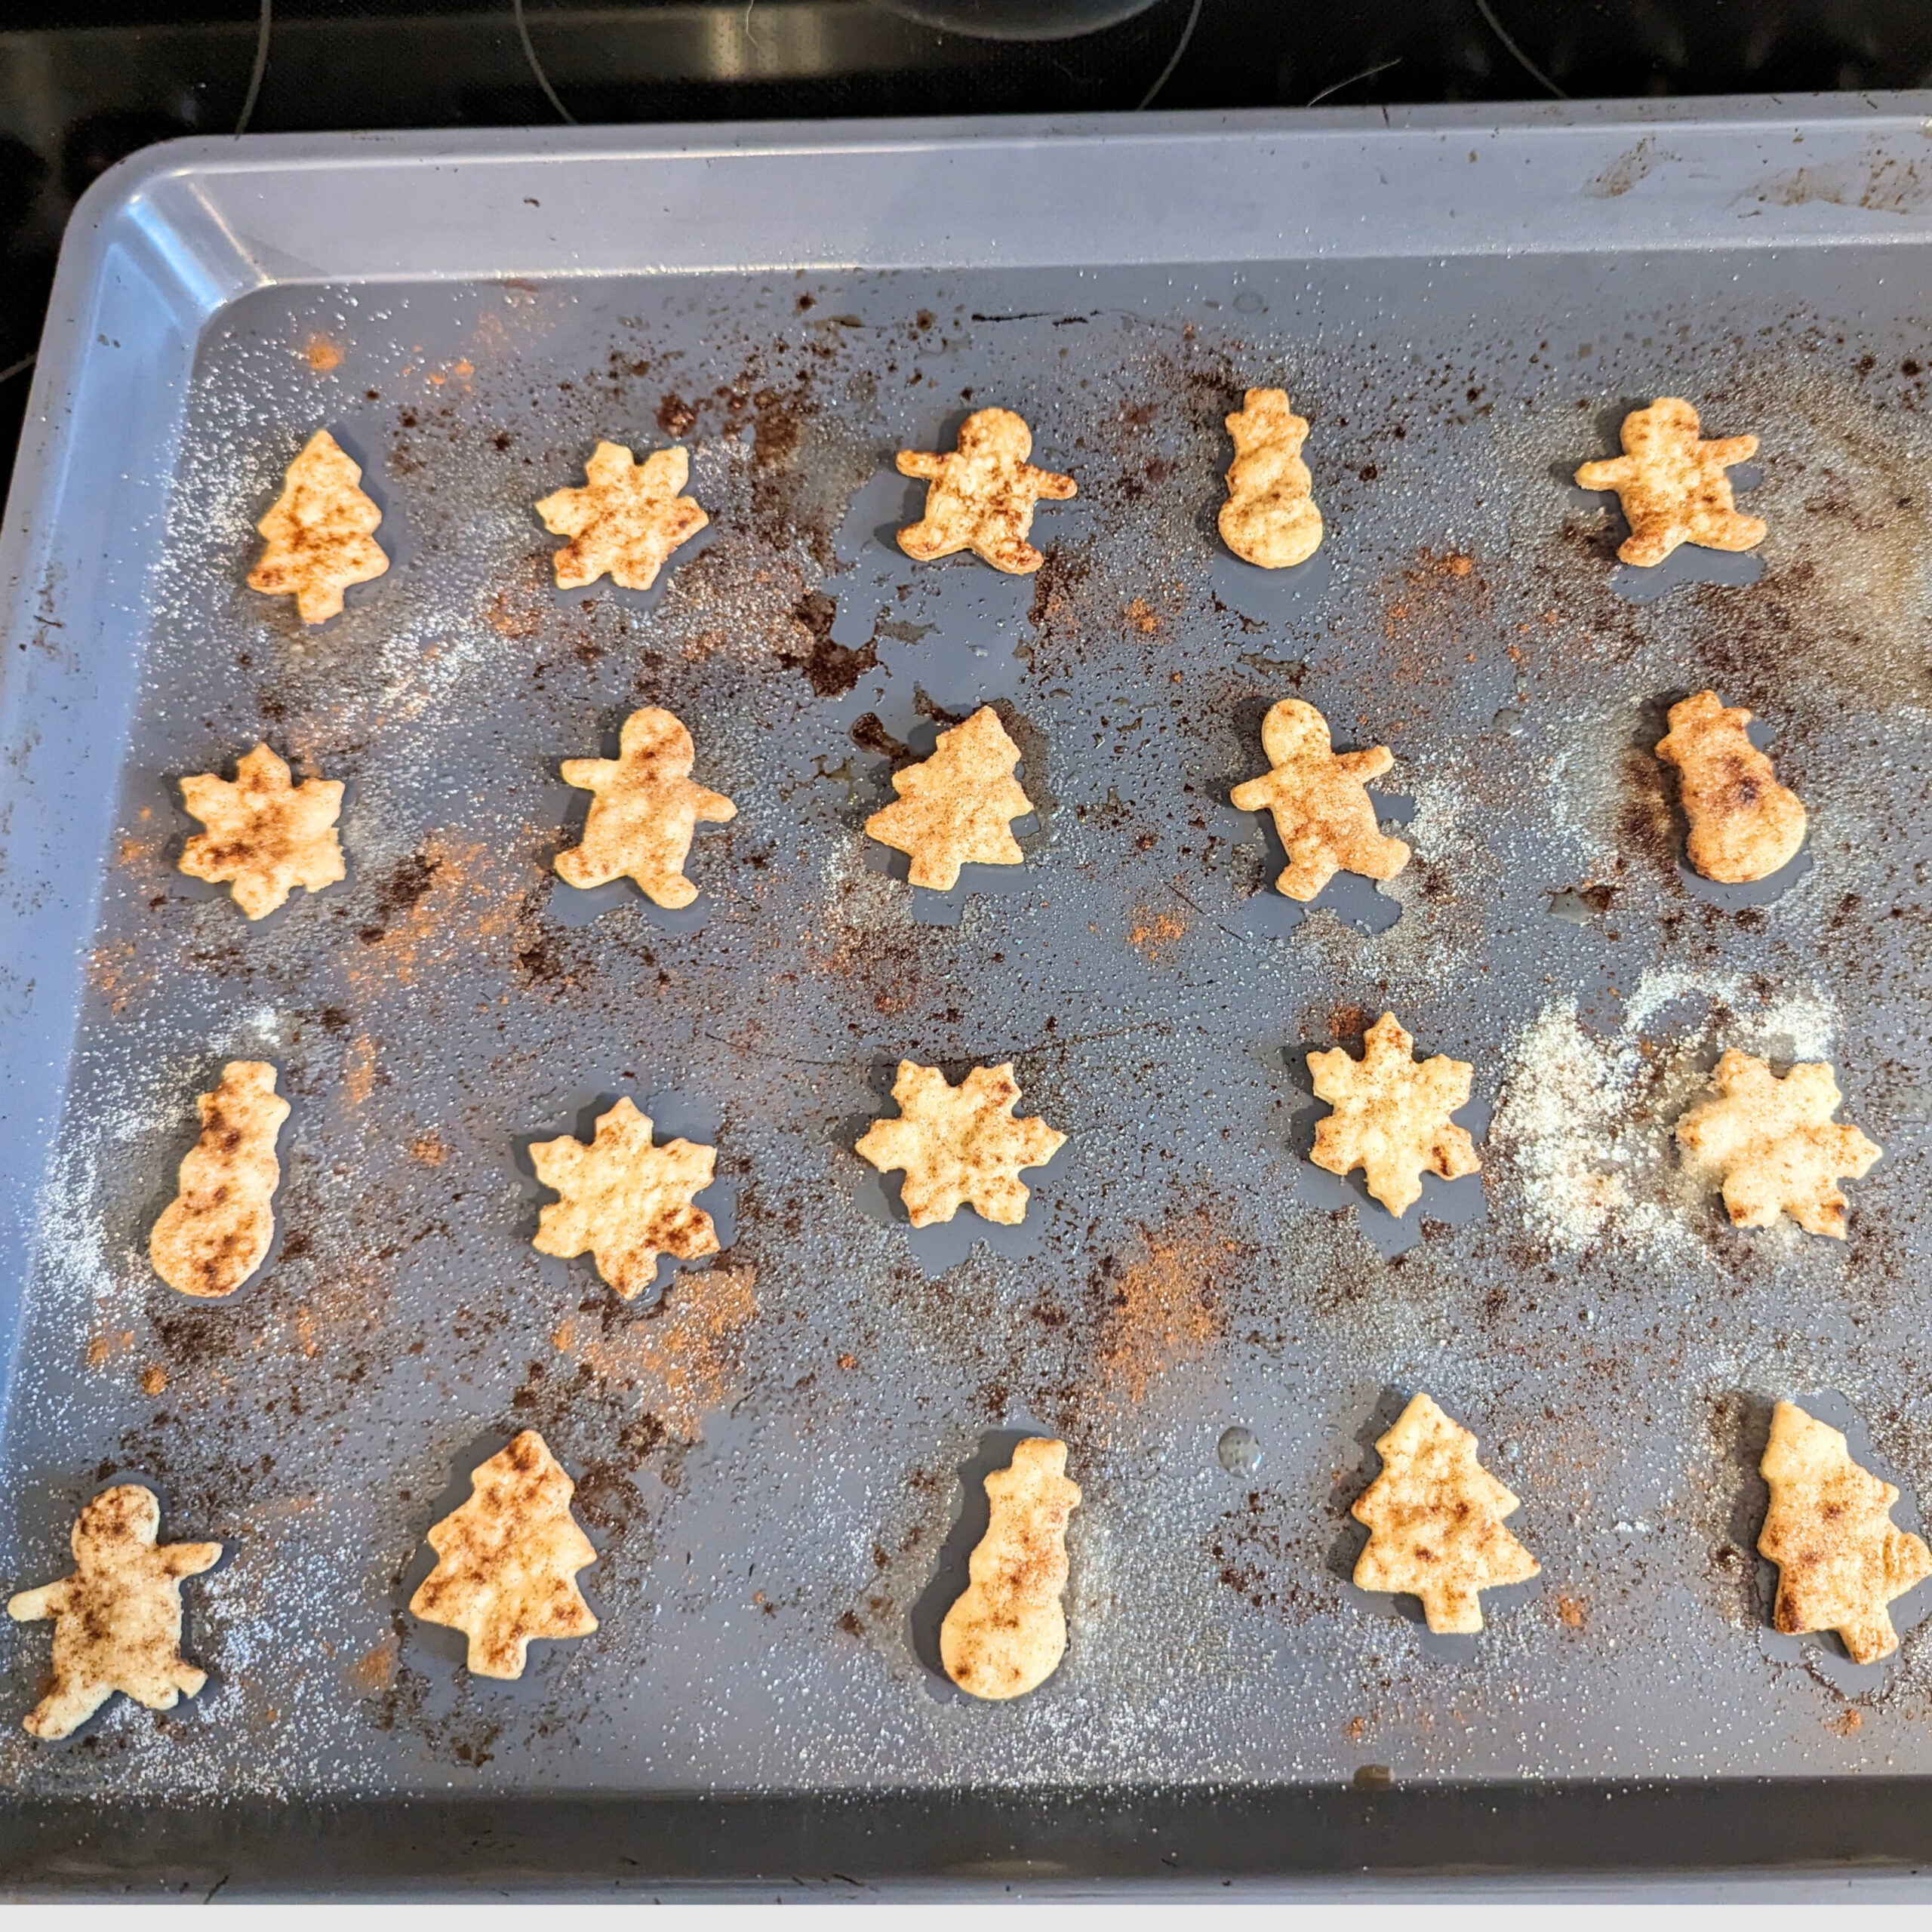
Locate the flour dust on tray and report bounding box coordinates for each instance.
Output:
[1490,969,1842,1255]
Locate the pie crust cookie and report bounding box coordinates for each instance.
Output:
[409,1431,598,1679]
[1219,388,1323,568]
[529,1097,720,1300]
[1759,1400,1931,1664]
[1229,698,1409,900]
[178,743,346,919]
[8,1485,220,1739]
[1351,1392,1539,1634]
[1654,689,1806,884]
[1573,397,1766,568]
[555,706,737,909]
[248,429,389,623]
[896,408,1076,574]
[864,706,1035,891]
[1675,1048,1880,1238]
[1307,1012,1480,1217]
[534,441,709,591]
[149,1060,289,1298]
[855,1061,1066,1228]
[940,1438,1081,1700]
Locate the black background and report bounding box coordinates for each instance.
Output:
[1,0,1928,497]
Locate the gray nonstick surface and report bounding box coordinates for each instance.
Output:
[3,109,1932,1850]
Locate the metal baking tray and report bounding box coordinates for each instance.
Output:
[5,95,1932,1895]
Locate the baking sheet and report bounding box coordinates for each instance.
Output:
[4,99,1932,1883]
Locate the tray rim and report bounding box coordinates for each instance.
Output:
[7,94,1932,1892]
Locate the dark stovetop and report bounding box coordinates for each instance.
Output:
[0,0,1928,503]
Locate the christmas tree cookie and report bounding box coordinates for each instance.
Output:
[1351,1392,1539,1633]
[248,429,388,623]
[1759,1401,1931,1663]
[864,706,1035,891]
[410,1431,598,1678]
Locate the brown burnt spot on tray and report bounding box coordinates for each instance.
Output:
[780,589,877,698]
[1128,905,1188,959]
[1326,1001,1373,1048]
[342,838,522,992]
[303,336,343,374]
[1209,1487,1326,1621]
[549,1265,759,1443]
[84,1328,133,1371]
[1670,369,1932,711]
[1554,1593,1588,1630]
[746,377,872,571]
[569,1411,671,1537]
[1377,547,1493,689]
[1124,596,1161,634]
[1555,510,1624,571]
[1027,547,1089,640]
[1091,1208,1238,1408]
[1689,1389,1776,1632]
[88,941,149,1016]
[851,712,909,761]
[1619,728,1683,884]
[343,1032,378,1108]
[484,547,552,642]
[115,811,166,882]
[344,1633,398,1696]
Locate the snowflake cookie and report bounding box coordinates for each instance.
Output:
[1306,1012,1480,1217]
[855,1060,1065,1228]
